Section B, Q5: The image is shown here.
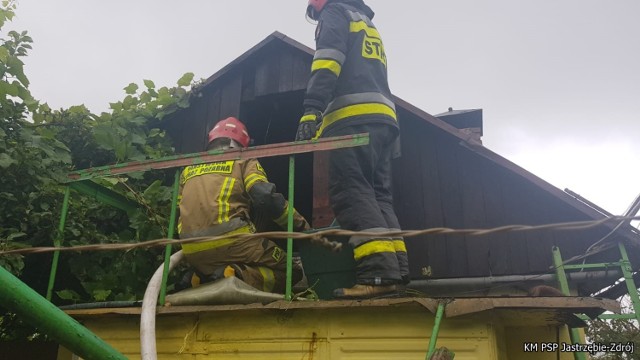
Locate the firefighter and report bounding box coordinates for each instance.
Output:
[179,117,309,293]
[295,0,409,299]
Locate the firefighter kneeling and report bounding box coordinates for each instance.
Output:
[177,117,310,293]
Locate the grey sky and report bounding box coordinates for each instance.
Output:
[8,0,640,216]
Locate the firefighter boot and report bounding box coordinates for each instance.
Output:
[333,284,397,299]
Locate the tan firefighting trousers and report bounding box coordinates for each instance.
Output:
[183,225,302,293]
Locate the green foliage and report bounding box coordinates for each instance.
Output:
[586,299,640,360]
[0,1,194,324]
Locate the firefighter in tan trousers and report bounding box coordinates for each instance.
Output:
[178,117,310,293]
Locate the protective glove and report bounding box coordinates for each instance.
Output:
[295,109,322,141]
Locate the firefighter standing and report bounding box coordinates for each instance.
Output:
[296,0,409,298]
[179,117,309,293]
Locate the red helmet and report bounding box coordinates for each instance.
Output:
[306,0,328,20]
[208,117,250,148]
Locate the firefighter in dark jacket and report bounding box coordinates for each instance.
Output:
[179,117,309,293]
[296,0,409,298]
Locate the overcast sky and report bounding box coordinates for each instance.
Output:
[7,0,640,217]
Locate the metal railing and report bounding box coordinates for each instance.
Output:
[50,134,369,304]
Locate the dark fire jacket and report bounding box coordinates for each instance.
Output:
[304,0,398,137]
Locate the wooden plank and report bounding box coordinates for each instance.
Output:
[458,149,490,276]
[205,88,221,141]
[179,106,201,154]
[278,47,294,93]
[312,151,333,228]
[521,186,558,274]
[418,124,447,278]
[291,50,311,91]
[499,172,531,275]
[446,296,620,318]
[394,116,431,279]
[434,135,468,277]
[254,48,281,97]
[218,75,243,120]
[480,164,510,275]
[241,64,256,102]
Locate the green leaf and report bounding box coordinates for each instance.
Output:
[143,79,155,89]
[7,232,27,241]
[177,72,194,87]
[0,46,8,63]
[0,153,17,168]
[109,102,123,112]
[0,80,18,97]
[123,83,138,95]
[92,289,112,302]
[157,94,174,106]
[56,290,81,301]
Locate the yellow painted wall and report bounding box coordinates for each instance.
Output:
[63,307,583,360]
[505,325,582,360]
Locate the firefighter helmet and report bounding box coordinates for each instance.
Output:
[208,117,250,148]
[306,0,329,21]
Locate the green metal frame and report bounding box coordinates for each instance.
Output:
[44,134,369,306]
[553,244,640,360]
[426,302,447,360]
[1,263,127,360]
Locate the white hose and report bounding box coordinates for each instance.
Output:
[140,250,184,360]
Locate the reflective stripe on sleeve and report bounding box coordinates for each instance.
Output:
[300,114,317,123]
[311,59,342,77]
[314,49,346,64]
[273,203,290,228]
[349,21,381,39]
[244,173,267,191]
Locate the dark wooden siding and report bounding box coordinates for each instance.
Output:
[166,40,311,154]
[394,107,620,283]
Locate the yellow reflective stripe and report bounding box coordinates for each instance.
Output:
[350,21,381,39]
[244,173,267,191]
[311,59,342,77]
[321,103,397,131]
[181,225,253,254]
[273,204,290,227]
[300,114,317,123]
[217,177,235,223]
[393,239,407,253]
[353,240,396,261]
[258,266,275,292]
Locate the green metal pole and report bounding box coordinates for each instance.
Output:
[0,265,127,360]
[47,186,71,301]
[552,246,587,360]
[618,242,640,322]
[285,155,295,301]
[159,169,181,306]
[426,302,446,359]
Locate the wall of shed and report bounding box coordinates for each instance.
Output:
[59,307,575,360]
[392,107,620,287]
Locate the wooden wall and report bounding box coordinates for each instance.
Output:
[393,107,619,285]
